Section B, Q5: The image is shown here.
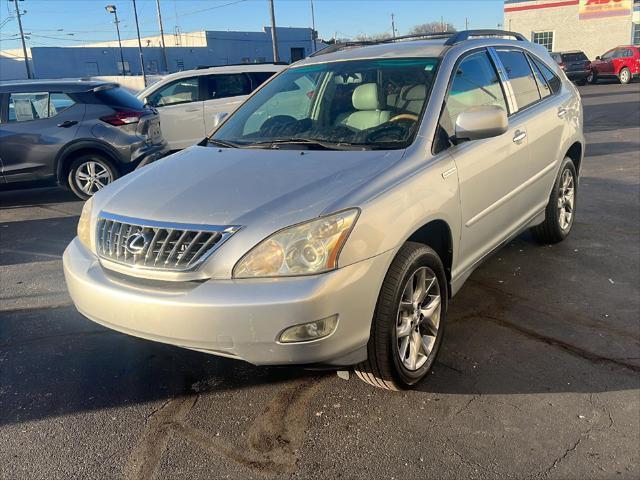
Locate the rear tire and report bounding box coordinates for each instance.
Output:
[619,67,631,85]
[354,242,447,390]
[575,78,587,86]
[587,71,597,84]
[531,157,577,244]
[67,154,119,200]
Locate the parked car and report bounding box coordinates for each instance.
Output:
[0,80,168,199]
[64,30,584,390]
[551,51,591,85]
[137,63,285,150]
[589,46,640,84]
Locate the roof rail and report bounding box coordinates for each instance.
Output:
[444,29,526,46]
[194,61,289,69]
[310,31,456,57]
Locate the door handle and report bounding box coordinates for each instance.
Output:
[557,108,567,118]
[512,130,527,143]
[57,120,78,128]
[184,108,200,112]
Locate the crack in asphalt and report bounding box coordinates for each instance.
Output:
[123,376,326,479]
[466,312,640,374]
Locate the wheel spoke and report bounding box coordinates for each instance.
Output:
[421,334,436,356]
[408,331,421,370]
[87,162,95,176]
[396,316,412,338]
[420,295,441,323]
[399,336,410,361]
[412,268,427,303]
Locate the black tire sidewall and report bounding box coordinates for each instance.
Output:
[67,154,118,200]
[547,158,578,241]
[387,245,448,387]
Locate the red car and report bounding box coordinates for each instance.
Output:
[589,46,640,85]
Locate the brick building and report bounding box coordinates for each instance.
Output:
[504,0,640,58]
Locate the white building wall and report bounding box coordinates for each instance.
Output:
[505,1,635,58]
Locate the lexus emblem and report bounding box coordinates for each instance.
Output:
[125,231,152,255]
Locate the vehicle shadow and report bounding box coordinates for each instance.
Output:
[0,185,80,208]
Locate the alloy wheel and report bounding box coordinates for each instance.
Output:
[75,161,113,195]
[557,168,575,231]
[396,266,441,371]
[620,69,630,84]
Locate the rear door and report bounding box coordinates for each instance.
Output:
[145,76,203,150]
[202,73,252,135]
[0,91,83,182]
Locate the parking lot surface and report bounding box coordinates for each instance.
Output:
[1,82,639,480]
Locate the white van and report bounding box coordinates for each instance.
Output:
[137,64,285,150]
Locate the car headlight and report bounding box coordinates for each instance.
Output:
[233,209,359,278]
[77,196,94,251]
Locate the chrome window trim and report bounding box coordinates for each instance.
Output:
[95,211,242,272]
[491,46,563,118]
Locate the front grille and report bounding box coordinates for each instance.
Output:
[96,213,240,271]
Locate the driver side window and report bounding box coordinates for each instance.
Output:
[434,51,507,153]
[148,77,199,107]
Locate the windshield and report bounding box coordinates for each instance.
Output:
[210,57,439,150]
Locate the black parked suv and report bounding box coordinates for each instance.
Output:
[551,51,591,86]
[0,80,168,199]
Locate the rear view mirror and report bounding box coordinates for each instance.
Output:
[454,105,508,142]
[211,112,228,129]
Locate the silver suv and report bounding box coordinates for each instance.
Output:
[63,30,584,390]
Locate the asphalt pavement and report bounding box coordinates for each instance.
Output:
[1,82,639,480]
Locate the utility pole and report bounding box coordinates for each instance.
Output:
[268,0,280,63]
[156,0,169,73]
[465,18,469,30]
[105,5,125,75]
[13,0,32,79]
[309,0,316,53]
[391,13,396,38]
[440,16,444,32]
[132,0,147,86]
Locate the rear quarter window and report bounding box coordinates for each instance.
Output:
[93,86,145,109]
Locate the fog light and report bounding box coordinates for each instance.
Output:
[278,315,338,343]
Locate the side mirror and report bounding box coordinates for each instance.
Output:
[454,105,508,142]
[211,112,228,129]
[595,56,601,61]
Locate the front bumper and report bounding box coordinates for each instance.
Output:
[63,238,394,366]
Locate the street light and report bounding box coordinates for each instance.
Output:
[105,4,126,76]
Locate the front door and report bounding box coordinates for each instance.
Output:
[0,91,83,182]
[434,49,533,274]
[146,76,204,150]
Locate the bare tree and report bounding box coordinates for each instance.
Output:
[354,31,392,42]
[409,21,457,35]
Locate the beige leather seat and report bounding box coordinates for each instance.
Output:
[337,83,391,131]
[400,85,427,114]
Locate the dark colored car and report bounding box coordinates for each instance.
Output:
[0,80,168,199]
[589,46,640,85]
[551,51,591,86]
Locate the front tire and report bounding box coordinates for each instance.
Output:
[531,157,577,244]
[67,154,118,200]
[619,67,631,85]
[587,71,597,84]
[354,242,447,390]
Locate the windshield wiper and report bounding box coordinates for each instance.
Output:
[247,138,360,151]
[206,138,240,148]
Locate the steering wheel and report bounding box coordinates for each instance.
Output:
[389,113,419,122]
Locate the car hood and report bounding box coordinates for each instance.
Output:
[96,145,405,229]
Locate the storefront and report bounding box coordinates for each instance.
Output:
[504,0,640,58]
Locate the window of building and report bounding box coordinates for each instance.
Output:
[634,23,640,46]
[117,61,130,75]
[496,50,541,110]
[175,59,185,71]
[203,74,251,100]
[434,51,507,153]
[147,77,200,107]
[290,47,305,62]
[532,31,554,52]
[84,62,100,76]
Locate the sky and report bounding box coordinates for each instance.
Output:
[0,0,505,50]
